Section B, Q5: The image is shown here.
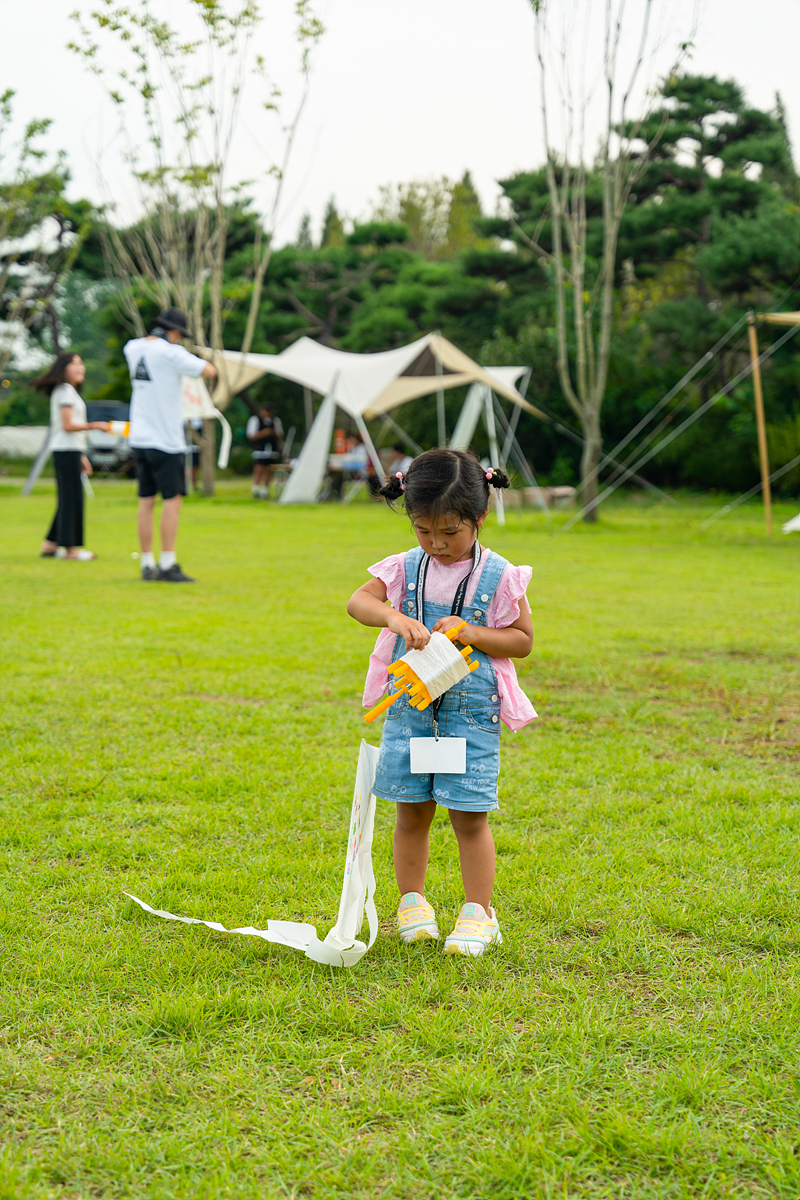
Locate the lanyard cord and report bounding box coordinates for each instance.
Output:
[415,540,481,729]
[415,539,481,629]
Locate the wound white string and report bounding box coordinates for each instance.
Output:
[400,631,471,700]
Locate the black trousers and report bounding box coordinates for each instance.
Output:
[46,450,85,548]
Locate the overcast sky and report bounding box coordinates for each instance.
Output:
[2,0,799,245]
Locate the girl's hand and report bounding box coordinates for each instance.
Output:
[433,615,475,643]
[387,611,431,651]
[81,455,93,477]
[92,421,110,431]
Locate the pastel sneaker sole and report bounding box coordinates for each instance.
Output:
[399,924,439,943]
[444,930,503,956]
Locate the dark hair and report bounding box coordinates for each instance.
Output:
[380,447,509,526]
[31,353,82,397]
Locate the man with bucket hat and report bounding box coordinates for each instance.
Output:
[124,308,217,582]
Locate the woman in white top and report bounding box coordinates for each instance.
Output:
[34,353,109,560]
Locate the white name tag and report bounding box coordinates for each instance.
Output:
[410,737,467,774]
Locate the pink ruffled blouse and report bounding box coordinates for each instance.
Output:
[363,547,537,731]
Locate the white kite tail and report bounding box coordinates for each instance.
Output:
[124,739,380,969]
[305,739,379,966]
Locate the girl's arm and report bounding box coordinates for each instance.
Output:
[347,578,431,651]
[432,610,533,659]
[60,406,108,434]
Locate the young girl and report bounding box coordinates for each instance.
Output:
[347,448,536,956]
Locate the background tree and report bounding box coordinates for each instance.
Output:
[320,197,345,248]
[69,0,322,491]
[0,90,95,375]
[520,0,695,521]
[372,173,488,261]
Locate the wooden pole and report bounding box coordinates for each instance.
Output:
[747,317,772,535]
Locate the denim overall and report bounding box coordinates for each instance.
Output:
[372,545,509,812]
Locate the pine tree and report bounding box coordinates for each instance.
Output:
[296,211,313,249]
[321,197,345,247]
[444,171,484,258]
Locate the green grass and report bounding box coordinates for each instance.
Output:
[1,479,799,1199]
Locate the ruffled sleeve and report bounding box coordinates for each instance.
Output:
[367,553,406,609]
[486,564,532,629]
[362,553,406,706]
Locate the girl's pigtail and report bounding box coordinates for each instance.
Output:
[380,471,406,505]
[485,467,510,490]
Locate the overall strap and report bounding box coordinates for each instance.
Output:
[463,550,510,624]
[402,546,426,619]
[416,540,482,733]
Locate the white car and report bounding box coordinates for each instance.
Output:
[85,402,135,475]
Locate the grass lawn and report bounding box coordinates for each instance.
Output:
[1,478,799,1199]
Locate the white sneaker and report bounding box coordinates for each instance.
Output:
[397,892,439,943]
[444,902,502,956]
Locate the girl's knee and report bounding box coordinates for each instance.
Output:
[449,809,490,838]
[395,800,436,831]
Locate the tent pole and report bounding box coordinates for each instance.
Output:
[353,412,385,482]
[492,397,549,514]
[483,387,505,527]
[747,316,772,536]
[303,387,315,435]
[380,413,423,456]
[435,331,446,446]
[500,402,521,467]
[22,426,52,496]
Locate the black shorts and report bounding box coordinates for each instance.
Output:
[134,448,186,500]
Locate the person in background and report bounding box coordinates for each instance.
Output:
[124,307,217,582]
[246,402,283,499]
[386,443,414,480]
[35,353,109,561]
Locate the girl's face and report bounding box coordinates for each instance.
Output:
[64,355,85,385]
[412,510,486,565]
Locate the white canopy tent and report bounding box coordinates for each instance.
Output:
[198,333,545,506]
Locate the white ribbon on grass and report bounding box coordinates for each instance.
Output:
[125,740,379,968]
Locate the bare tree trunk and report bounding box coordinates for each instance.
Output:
[533,0,667,522]
[579,406,602,521]
[200,419,216,498]
[46,304,61,354]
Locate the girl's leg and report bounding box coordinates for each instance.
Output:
[393,799,437,896]
[43,452,65,551]
[57,452,84,554]
[448,810,495,911]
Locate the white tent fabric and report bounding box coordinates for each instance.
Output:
[449,384,486,452]
[195,335,542,505]
[279,381,338,504]
[181,375,232,469]
[449,369,529,452]
[199,334,543,419]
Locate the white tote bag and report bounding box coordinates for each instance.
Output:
[125,740,379,968]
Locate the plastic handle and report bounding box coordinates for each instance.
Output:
[363,686,406,724]
[445,620,467,642]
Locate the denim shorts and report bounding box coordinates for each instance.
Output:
[372,688,501,812]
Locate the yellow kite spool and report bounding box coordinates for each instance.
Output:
[364,621,478,723]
